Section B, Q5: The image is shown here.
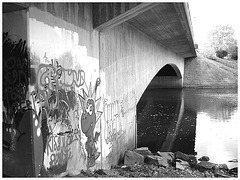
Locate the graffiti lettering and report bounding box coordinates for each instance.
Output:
[47,129,80,155]
[103,98,125,145]
[3,33,30,119]
[49,145,72,167]
[3,32,30,154]
[37,63,85,93]
[46,128,81,167]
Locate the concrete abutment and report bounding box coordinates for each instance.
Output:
[3,2,194,177]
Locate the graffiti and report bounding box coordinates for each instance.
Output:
[103,97,125,145]
[3,32,30,119]
[31,59,84,132]
[36,61,85,93]
[46,128,80,167]
[30,55,102,172]
[28,57,89,175]
[2,32,30,152]
[79,78,102,169]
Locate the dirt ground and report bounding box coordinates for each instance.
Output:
[64,163,231,178]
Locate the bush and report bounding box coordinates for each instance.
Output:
[216,49,228,58]
[230,46,238,60]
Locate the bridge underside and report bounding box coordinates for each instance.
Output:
[3,2,196,176]
[93,3,196,58]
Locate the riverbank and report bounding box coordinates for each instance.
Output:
[183,55,238,88]
[62,148,237,178]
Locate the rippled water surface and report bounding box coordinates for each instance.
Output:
[137,88,238,168]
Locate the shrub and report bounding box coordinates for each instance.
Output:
[216,49,228,58]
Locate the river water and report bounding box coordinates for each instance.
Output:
[137,88,238,168]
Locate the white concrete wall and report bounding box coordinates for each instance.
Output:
[99,22,184,167]
[28,5,101,176]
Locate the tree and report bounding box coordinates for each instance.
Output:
[202,25,238,60]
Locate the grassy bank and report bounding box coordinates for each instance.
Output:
[183,55,238,88]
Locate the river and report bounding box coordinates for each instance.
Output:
[137,88,238,168]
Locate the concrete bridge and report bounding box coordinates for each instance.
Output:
[2,2,196,176]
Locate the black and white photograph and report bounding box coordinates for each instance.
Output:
[1,0,238,178]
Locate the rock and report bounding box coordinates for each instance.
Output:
[214,164,228,171]
[195,161,216,172]
[188,155,197,167]
[144,155,169,167]
[175,151,189,162]
[228,167,238,176]
[133,147,152,157]
[152,171,158,177]
[214,171,231,178]
[175,159,190,171]
[198,156,210,162]
[228,159,238,163]
[174,151,197,167]
[156,151,175,163]
[95,169,107,175]
[121,165,127,169]
[144,155,160,166]
[124,150,144,165]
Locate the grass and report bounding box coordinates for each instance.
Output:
[183,55,238,88]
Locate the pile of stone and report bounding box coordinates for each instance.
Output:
[123,147,238,178]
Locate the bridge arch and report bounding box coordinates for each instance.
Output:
[148,63,183,89]
[136,63,184,151]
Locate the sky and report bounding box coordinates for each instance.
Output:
[188,0,239,49]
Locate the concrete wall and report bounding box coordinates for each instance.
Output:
[3,9,34,177]
[3,4,101,177]
[99,22,184,168]
[28,5,101,176]
[3,3,185,177]
[149,76,182,88]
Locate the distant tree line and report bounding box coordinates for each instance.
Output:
[202,25,238,60]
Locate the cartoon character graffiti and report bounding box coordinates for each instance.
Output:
[79,78,102,168]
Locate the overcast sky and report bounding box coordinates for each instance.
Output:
[189,0,239,48]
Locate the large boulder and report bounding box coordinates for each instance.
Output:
[124,150,144,165]
[174,151,197,167]
[198,156,210,162]
[175,151,189,162]
[188,155,198,167]
[156,151,175,163]
[195,161,216,172]
[144,155,169,168]
[175,159,190,171]
[133,147,152,157]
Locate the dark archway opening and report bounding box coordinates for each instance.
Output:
[136,64,196,154]
[156,64,178,76]
[148,64,182,89]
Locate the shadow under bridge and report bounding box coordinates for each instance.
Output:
[136,64,197,154]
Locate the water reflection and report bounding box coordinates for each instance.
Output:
[137,88,238,167]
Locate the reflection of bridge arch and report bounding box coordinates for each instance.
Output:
[137,88,197,155]
[137,89,184,152]
[148,63,183,89]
